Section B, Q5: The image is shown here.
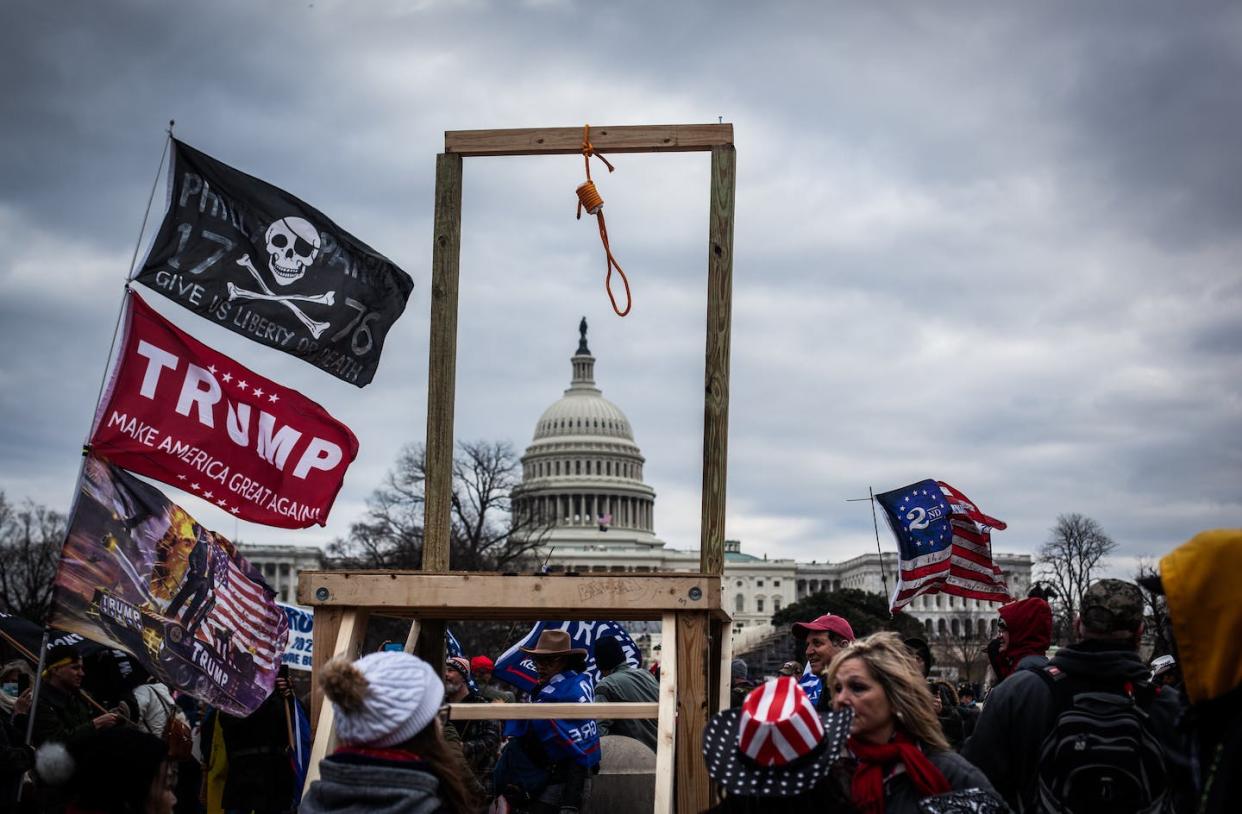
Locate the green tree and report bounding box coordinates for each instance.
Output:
[771,588,924,639]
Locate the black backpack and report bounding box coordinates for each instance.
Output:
[1034,665,1173,814]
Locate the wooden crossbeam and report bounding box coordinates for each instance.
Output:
[445,123,733,157]
[298,572,723,619]
[446,702,658,721]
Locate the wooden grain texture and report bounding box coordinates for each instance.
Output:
[700,145,736,577]
[304,609,367,793]
[308,606,342,737]
[653,613,678,814]
[298,572,722,618]
[675,612,711,813]
[445,123,733,156]
[447,702,658,721]
[403,618,421,653]
[716,617,734,712]
[423,152,463,573]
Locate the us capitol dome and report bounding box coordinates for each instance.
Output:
[509,319,1033,645]
[511,318,664,553]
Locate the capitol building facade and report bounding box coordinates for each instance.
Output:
[511,323,1033,641]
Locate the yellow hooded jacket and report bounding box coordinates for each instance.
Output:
[1160,530,1242,705]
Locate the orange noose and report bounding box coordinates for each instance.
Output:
[575,124,632,317]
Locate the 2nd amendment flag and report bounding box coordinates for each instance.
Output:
[133,139,413,387]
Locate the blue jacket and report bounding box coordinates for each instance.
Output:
[504,671,601,768]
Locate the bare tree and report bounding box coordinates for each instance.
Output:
[1135,557,1173,657]
[1037,513,1118,638]
[0,493,67,621]
[330,440,549,572]
[933,616,993,685]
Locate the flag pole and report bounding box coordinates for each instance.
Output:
[23,631,50,745]
[846,490,892,603]
[86,123,173,421]
[38,126,177,740]
[868,487,891,602]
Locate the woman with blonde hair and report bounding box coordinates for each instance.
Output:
[825,632,1001,813]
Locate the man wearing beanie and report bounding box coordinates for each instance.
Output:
[30,644,121,747]
[593,636,659,752]
[301,651,477,814]
[442,656,500,797]
[470,655,515,703]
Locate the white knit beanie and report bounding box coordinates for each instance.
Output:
[320,651,444,748]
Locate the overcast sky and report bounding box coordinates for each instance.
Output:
[2,1,1239,579]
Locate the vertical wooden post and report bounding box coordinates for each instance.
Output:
[308,607,343,739]
[304,608,368,792]
[700,145,735,577]
[653,613,678,814]
[716,618,734,712]
[424,152,463,574]
[675,611,711,813]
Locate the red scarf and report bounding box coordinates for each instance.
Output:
[335,745,424,763]
[848,731,950,814]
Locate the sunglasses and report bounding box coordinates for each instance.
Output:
[997,621,1008,631]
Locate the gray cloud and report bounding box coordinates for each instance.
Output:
[1,1,1238,576]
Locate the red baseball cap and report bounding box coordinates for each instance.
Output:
[791,614,855,641]
[470,655,495,672]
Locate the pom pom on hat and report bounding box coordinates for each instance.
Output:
[35,742,75,786]
[321,651,444,748]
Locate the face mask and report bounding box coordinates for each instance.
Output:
[1,682,17,697]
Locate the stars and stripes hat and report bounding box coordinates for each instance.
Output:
[702,676,852,798]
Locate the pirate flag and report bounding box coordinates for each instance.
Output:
[133,139,413,387]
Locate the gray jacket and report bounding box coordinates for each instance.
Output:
[595,664,660,751]
[300,754,449,814]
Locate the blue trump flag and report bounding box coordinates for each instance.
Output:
[493,620,641,693]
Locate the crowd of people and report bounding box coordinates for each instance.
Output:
[2,529,1238,812]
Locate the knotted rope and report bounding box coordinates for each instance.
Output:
[575,124,631,317]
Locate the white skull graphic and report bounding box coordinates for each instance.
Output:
[264,217,320,286]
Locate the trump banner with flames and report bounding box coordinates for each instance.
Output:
[90,291,358,528]
[49,455,288,716]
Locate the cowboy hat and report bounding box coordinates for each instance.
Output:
[519,629,588,658]
[702,676,852,798]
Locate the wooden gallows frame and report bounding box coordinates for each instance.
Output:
[299,123,736,813]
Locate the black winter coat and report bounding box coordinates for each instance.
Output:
[962,639,1193,812]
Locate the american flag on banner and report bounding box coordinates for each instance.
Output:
[875,479,1011,613]
[205,548,286,671]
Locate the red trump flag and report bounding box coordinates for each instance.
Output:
[90,291,359,528]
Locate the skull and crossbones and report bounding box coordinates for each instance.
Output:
[228,217,335,339]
